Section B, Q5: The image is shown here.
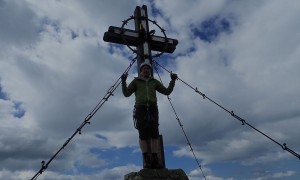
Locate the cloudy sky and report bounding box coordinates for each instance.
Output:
[1,0,300,179]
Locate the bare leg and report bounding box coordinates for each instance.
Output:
[139,139,148,153]
[151,138,159,154]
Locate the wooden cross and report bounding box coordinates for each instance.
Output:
[103,5,178,169]
[103,5,178,77]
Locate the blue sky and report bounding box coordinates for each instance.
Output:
[1,0,300,180]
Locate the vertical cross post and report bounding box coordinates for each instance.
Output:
[134,6,164,168]
[103,5,178,169]
[134,5,153,77]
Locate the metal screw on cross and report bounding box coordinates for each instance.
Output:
[103,5,178,77]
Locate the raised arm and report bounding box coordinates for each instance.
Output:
[156,73,177,95]
[121,73,136,97]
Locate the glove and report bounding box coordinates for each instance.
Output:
[121,73,128,82]
[170,73,178,81]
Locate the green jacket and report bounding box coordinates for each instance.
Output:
[122,77,175,106]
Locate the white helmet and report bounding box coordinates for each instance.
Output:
[140,62,152,71]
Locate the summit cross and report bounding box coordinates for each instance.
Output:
[103,4,179,171]
[103,5,178,77]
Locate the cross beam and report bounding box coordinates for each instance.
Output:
[103,5,178,77]
[103,26,178,53]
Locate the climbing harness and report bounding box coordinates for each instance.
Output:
[153,60,300,161]
[153,65,207,180]
[134,105,156,130]
[31,57,137,180]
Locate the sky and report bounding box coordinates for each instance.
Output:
[0,0,300,180]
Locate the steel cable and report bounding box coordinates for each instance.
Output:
[153,65,207,180]
[31,57,137,180]
[153,60,300,161]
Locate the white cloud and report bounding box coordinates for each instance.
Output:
[1,0,300,179]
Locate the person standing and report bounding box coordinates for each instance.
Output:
[121,62,177,168]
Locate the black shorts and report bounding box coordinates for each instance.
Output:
[134,105,159,140]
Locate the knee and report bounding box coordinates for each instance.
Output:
[139,131,150,140]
